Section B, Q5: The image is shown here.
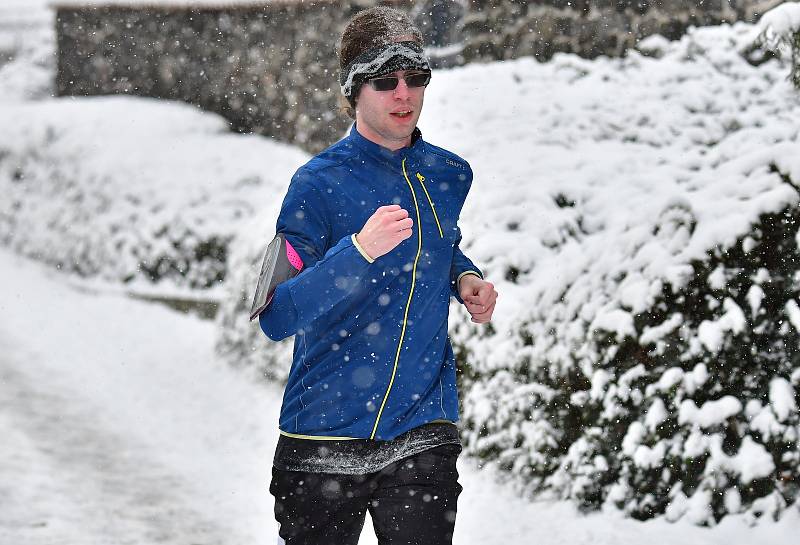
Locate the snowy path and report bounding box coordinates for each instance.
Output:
[0,249,797,545]
[0,342,231,544]
[0,250,276,544]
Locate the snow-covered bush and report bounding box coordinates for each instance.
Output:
[214,214,294,383]
[0,97,306,291]
[755,1,800,89]
[433,23,800,524]
[478,203,800,524]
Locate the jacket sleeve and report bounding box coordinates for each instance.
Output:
[450,225,483,304]
[448,160,483,304]
[259,168,373,341]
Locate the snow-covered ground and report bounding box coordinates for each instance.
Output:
[2,248,799,544]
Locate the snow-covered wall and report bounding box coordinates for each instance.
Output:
[53,0,409,154]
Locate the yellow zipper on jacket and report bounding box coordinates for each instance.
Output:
[370,157,423,440]
[415,172,444,238]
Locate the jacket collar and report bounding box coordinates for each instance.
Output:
[347,122,424,167]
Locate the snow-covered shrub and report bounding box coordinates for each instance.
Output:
[433,22,800,524]
[458,197,800,525]
[755,1,800,89]
[214,214,294,383]
[568,204,800,524]
[0,97,306,291]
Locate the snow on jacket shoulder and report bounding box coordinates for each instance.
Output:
[259,124,482,441]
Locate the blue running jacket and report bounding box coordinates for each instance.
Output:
[259,124,482,441]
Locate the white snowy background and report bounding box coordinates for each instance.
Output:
[2,0,799,543]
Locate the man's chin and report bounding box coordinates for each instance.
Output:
[383,126,415,141]
[387,122,414,134]
[389,115,417,130]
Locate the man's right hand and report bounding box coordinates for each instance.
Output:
[355,204,413,260]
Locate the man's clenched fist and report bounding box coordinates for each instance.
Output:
[355,204,413,260]
[459,274,498,324]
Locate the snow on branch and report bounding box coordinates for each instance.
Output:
[755,0,800,88]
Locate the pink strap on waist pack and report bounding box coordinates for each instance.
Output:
[284,239,304,271]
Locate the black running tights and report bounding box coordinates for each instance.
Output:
[269,443,463,545]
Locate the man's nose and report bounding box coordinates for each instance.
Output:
[393,77,411,99]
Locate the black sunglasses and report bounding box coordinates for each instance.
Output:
[366,72,431,91]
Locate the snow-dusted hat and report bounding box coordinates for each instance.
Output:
[338,6,430,108]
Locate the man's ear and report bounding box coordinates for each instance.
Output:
[337,94,356,119]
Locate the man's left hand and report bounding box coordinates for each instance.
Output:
[458,274,498,324]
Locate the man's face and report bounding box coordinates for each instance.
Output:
[354,69,427,151]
